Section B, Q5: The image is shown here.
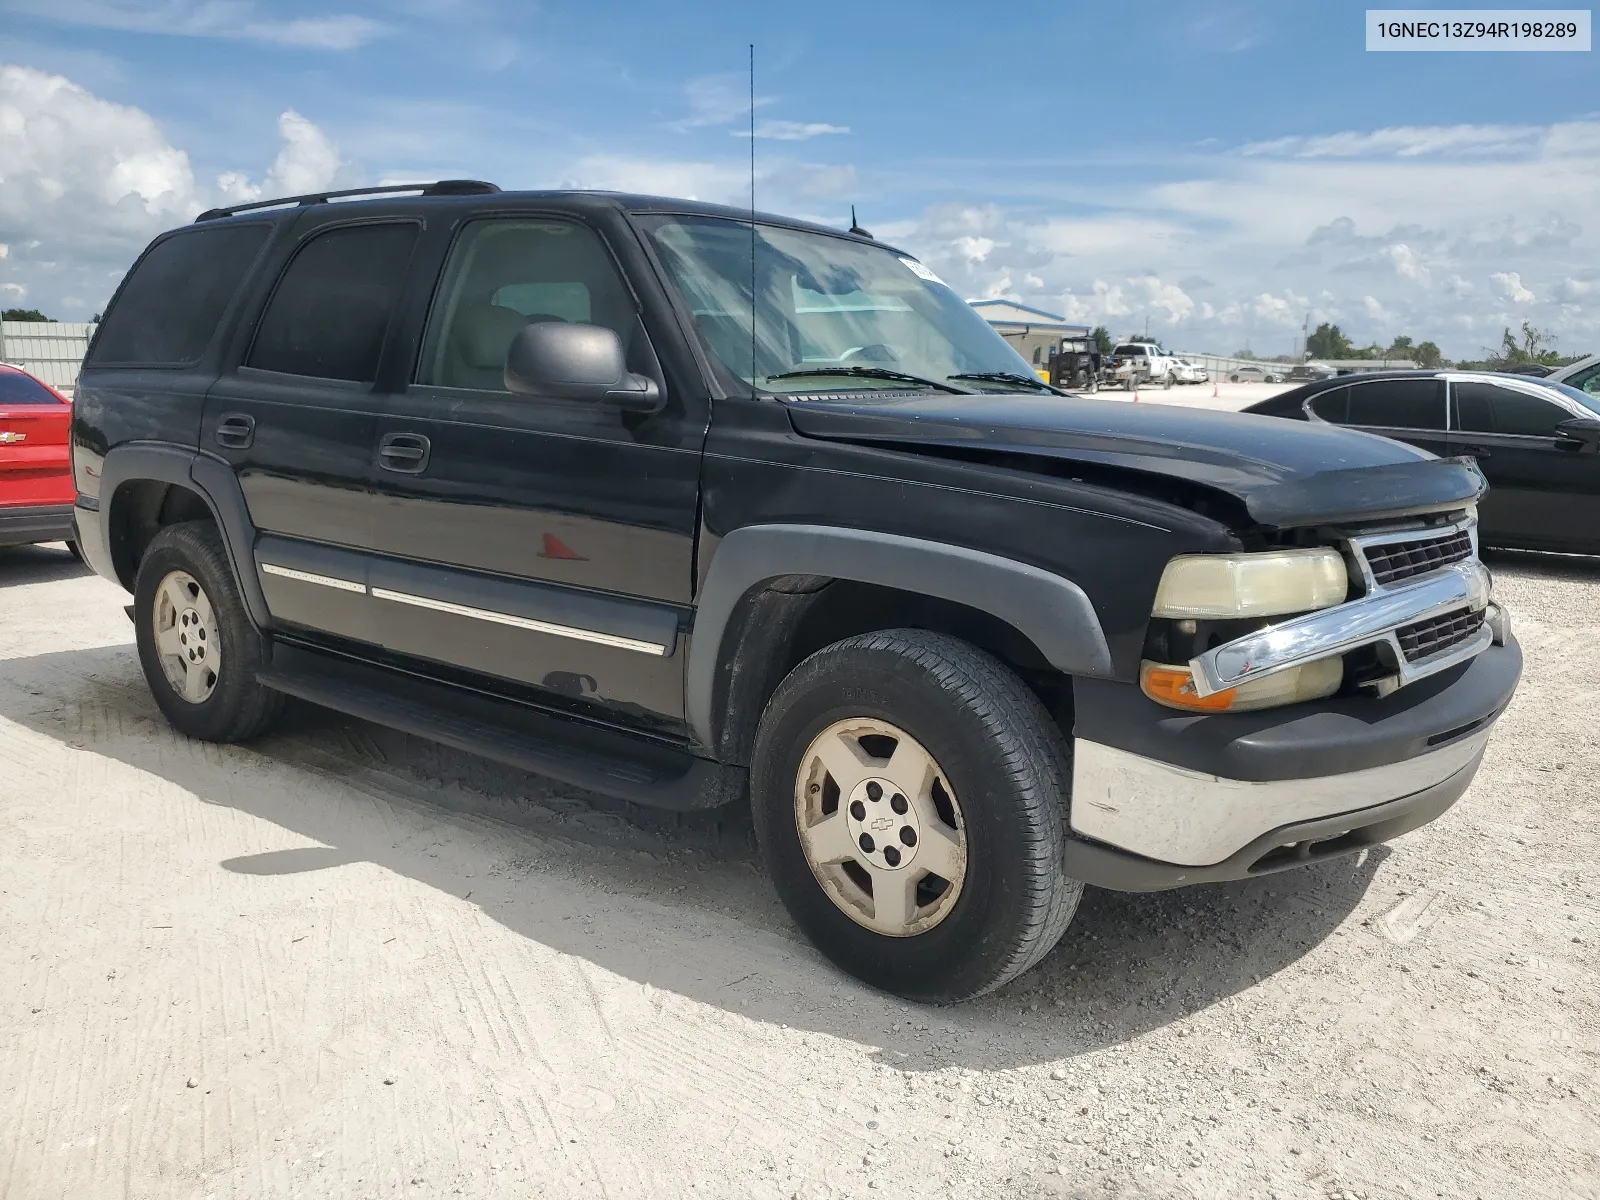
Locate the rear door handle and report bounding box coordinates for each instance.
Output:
[215,413,255,449]
[378,432,431,473]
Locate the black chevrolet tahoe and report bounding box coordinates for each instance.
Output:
[70,181,1522,1003]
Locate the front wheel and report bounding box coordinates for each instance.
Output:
[1162,371,1175,389]
[751,629,1081,1003]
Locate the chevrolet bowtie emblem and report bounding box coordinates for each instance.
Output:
[0,431,25,444]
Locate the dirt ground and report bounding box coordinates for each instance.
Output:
[1,539,1596,1200]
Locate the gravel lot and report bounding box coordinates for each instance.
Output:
[1,533,1596,1200]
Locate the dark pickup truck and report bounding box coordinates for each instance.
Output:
[70,182,1521,1003]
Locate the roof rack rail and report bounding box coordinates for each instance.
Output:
[194,179,501,223]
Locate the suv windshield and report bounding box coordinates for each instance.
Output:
[639,214,1044,395]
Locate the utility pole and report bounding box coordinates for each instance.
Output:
[1301,311,1310,360]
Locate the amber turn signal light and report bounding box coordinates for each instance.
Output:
[1139,663,1237,712]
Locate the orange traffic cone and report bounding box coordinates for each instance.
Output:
[1212,380,1219,398]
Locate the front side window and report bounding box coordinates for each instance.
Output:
[1564,362,1600,396]
[1345,378,1445,430]
[90,223,269,366]
[247,222,420,382]
[640,214,1041,395]
[417,218,636,391]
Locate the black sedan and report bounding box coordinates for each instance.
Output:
[1244,370,1600,553]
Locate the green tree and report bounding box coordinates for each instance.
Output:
[1414,341,1444,369]
[1305,322,1352,360]
[1491,321,1565,368]
[1386,335,1415,358]
[1,308,51,322]
[1090,325,1113,356]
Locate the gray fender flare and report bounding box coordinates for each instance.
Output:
[97,444,269,628]
[685,524,1114,750]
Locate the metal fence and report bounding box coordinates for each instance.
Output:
[0,321,97,398]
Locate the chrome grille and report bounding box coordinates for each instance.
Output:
[1396,607,1484,663]
[1362,528,1474,587]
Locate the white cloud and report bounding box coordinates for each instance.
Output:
[1382,243,1430,283]
[669,74,772,132]
[0,67,352,319]
[1490,271,1536,304]
[1,281,26,299]
[213,111,344,202]
[0,64,197,238]
[562,154,749,203]
[745,120,850,141]
[266,111,342,194]
[35,1,385,50]
[955,236,996,262]
[1241,123,1543,159]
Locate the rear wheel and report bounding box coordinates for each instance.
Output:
[751,629,1081,1003]
[133,521,284,743]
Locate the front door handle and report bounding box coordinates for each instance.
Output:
[215,413,255,449]
[378,432,431,473]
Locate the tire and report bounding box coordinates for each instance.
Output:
[1163,371,1175,389]
[65,540,84,563]
[133,521,284,743]
[750,629,1082,1003]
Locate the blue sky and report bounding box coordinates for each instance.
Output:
[2,0,1596,358]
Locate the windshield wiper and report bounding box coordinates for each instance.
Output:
[766,366,970,394]
[947,371,1064,395]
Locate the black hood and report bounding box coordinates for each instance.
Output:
[782,394,1485,528]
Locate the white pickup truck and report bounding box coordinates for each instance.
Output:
[1109,342,1184,389]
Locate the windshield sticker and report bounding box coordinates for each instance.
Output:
[900,258,947,286]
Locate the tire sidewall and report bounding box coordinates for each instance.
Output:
[752,643,1063,1002]
[134,526,263,741]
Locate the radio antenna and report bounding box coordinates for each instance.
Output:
[749,42,757,392]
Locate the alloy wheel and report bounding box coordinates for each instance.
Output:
[152,570,220,704]
[792,717,968,937]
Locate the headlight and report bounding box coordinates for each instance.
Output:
[1152,548,1348,619]
[1140,658,1343,714]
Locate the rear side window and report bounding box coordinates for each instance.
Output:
[1346,378,1444,430]
[1308,386,1348,423]
[89,224,270,365]
[1454,381,1568,437]
[247,222,420,382]
[0,371,64,404]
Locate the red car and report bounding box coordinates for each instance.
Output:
[0,363,77,554]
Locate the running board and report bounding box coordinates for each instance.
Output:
[257,642,743,811]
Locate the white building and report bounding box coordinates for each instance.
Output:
[0,321,98,398]
[968,301,1090,373]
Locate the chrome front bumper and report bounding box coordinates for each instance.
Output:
[1071,726,1491,868]
[1188,517,1499,699]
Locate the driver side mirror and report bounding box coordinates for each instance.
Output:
[1555,416,1600,454]
[504,321,663,413]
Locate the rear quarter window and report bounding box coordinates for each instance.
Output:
[0,372,64,404]
[89,223,271,366]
